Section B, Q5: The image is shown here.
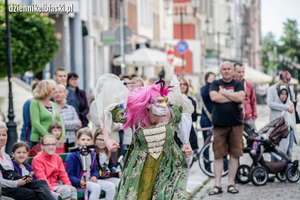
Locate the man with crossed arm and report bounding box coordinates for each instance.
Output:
[208,61,245,195]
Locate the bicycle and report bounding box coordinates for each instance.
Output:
[195,127,229,177]
[191,126,249,178]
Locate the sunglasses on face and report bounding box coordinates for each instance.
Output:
[279,71,291,82]
[180,83,188,86]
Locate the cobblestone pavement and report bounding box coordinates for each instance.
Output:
[187,105,300,200]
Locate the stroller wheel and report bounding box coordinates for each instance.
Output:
[286,166,300,183]
[276,171,286,182]
[250,166,268,186]
[236,164,251,184]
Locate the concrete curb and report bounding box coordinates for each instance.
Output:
[188,177,212,200]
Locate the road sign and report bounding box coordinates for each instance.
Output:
[101,30,117,45]
[176,41,189,54]
[115,25,132,42]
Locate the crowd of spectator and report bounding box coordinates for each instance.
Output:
[1,64,297,199]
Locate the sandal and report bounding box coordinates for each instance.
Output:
[208,186,223,196]
[227,185,239,194]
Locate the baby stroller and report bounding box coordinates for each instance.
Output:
[236,117,300,186]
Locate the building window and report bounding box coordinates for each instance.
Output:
[92,0,98,16]
[115,0,120,19]
[109,0,114,18]
[139,0,153,27]
[109,0,120,19]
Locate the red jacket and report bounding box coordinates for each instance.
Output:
[32,151,71,191]
[243,79,257,121]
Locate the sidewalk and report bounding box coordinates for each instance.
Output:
[187,105,300,199]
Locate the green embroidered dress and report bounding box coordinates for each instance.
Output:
[114,106,188,200]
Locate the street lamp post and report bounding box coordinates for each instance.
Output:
[5,0,18,154]
[179,9,185,75]
[217,32,220,66]
[120,0,126,75]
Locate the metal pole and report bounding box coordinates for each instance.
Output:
[240,44,243,63]
[217,32,220,66]
[240,29,243,63]
[120,0,126,75]
[180,10,184,75]
[5,0,17,154]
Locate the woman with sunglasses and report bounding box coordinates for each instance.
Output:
[177,77,199,159]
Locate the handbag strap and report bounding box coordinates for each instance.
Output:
[199,94,212,122]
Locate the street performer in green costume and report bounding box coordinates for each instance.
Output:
[90,74,193,200]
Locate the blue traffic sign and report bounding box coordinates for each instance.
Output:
[176,41,189,54]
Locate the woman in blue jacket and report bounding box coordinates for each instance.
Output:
[66,128,115,200]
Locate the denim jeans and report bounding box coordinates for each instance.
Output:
[287,128,295,157]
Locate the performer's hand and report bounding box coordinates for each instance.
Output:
[116,123,123,130]
[103,116,120,152]
[105,138,120,152]
[182,142,192,158]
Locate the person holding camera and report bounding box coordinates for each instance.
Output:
[32,135,77,200]
[66,128,115,200]
[94,129,120,188]
[0,122,55,200]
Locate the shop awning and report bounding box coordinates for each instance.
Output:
[113,47,185,67]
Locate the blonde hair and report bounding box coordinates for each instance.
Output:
[0,121,7,130]
[41,135,57,145]
[77,127,93,140]
[56,84,67,92]
[33,80,56,100]
[178,77,189,94]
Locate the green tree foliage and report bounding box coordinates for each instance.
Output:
[263,19,300,79]
[0,2,59,77]
[279,19,300,62]
[262,32,279,73]
[279,19,300,79]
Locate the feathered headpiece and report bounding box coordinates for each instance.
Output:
[123,80,172,131]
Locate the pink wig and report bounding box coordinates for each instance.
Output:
[123,83,171,131]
